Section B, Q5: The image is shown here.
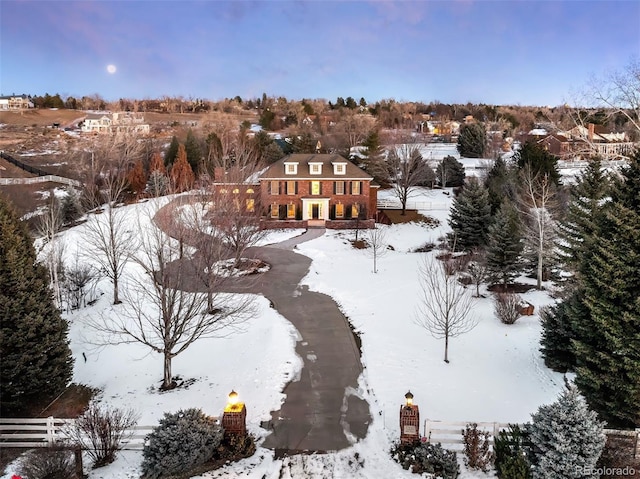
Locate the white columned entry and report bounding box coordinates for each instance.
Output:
[301,198,330,221]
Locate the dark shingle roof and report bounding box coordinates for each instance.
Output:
[260,154,373,180]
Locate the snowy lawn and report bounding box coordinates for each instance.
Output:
[3,188,567,479]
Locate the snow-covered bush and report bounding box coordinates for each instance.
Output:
[494,292,522,324]
[462,423,494,472]
[17,448,79,479]
[529,383,605,479]
[494,424,532,479]
[141,408,223,479]
[391,440,459,478]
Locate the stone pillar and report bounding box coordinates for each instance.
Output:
[222,390,246,439]
[400,391,420,444]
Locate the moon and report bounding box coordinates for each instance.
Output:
[107,64,117,74]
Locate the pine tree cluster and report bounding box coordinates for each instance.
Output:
[0,196,74,415]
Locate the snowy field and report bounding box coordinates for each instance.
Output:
[2,189,568,479]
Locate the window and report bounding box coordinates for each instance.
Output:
[351,181,361,195]
[310,162,322,175]
[333,162,346,175]
[287,180,296,195]
[246,198,255,212]
[335,181,345,195]
[287,203,296,219]
[271,203,279,218]
[335,203,344,218]
[270,181,279,195]
[351,204,359,218]
[311,181,321,195]
[285,162,298,175]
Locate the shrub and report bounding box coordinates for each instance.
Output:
[494,424,532,479]
[391,440,459,478]
[17,448,79,479]
[217,433,256,461]
[494,292,522,324]
[529,384,605,479]
[462,423,494,472]
[141,408,223,479]
[63,403,139,468]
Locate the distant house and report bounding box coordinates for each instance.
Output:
[80,113,112,133]
[258,154,377,229]
[80,111,149,135]
[111,112,150,135]
[0,95,34,110]
[567,123,634,160]
[537,133,573,157]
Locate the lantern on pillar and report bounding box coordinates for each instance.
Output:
[222,389,247,438]
[399,390,420,444]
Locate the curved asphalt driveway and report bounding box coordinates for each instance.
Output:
[155,199,371,452]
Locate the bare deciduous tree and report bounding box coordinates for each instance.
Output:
[415,255,476,363]
[83,200,135,305]
[519,166,558,290]
[366,226,388,273]
[36,194,65,309]
[89,201,254,390]
[467,248,489,298]
[205,140,268,268]
[387,142,431,215]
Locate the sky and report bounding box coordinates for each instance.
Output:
[1,0,639,107]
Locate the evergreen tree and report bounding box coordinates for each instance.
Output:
[484,157,517,214]
[147,151,169,197]
[572,156,640,427]
[60,187,83,225]
[164,136,180,167]
[170,144,195,193]
[539,290,584,372]
[361,130,390,187]
[486,201,523,288]
[126,160,148,199]
[290,132,316,154]
[556,158,609,275]
[0,196,74,415]
[457,122,487,158]
[253,130,284,164]
[436,155,466,187]
[516,141,561,186]
[184,129,202,174]
[529,383,605,479]
[448,177,491,251]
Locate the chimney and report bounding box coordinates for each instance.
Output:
[588,123,594,142]
[214,167,225,182]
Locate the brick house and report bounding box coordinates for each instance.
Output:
[258,154,378,229]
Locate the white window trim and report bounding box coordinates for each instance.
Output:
[332,162,347,175]
[284,162,298,175]
[309,162,323,175]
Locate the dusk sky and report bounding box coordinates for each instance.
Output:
[1,0,639,106]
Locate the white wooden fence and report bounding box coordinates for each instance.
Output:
[377,199,449,211]
[0,175,81,187]
[0,417,160,450]
[423,419,640,457]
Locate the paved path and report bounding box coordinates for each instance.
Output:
[155,200,371,452]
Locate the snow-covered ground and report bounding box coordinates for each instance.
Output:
[2,189,567,479]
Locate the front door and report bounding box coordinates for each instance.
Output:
[312,204,319,219]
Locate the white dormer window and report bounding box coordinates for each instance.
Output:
[284,162,298,175]
[309,162,323,175]
[332,162,347,175]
